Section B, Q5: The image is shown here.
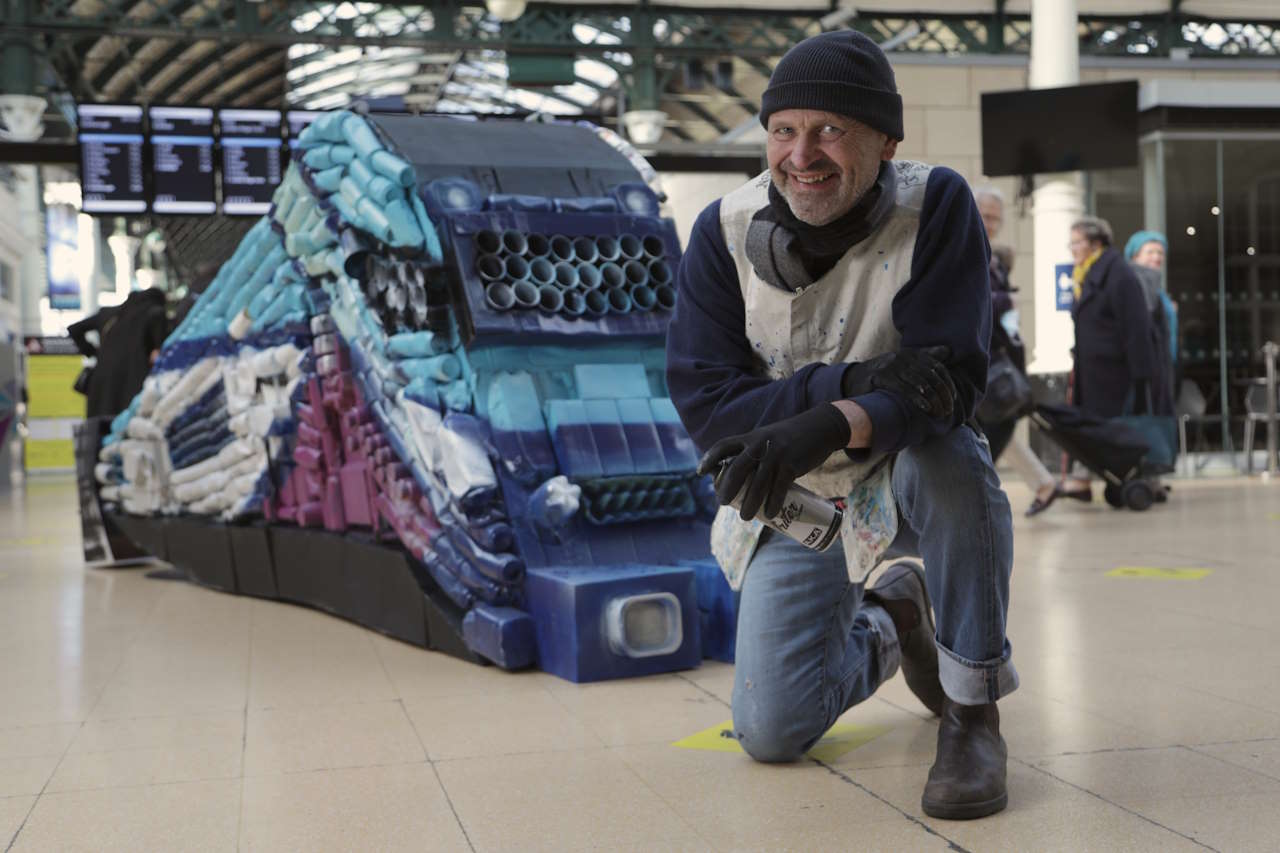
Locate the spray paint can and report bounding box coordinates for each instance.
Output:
[716,461,843,551]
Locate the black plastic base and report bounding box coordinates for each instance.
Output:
[109,512,170,562]
[166,516,237,593]
[105,514,472,657]
[228,521,277,599]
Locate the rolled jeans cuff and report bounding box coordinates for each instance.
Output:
[937,642,1020,705]
[862,602,901,686]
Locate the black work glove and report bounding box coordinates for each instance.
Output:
[841,346,958,420]
[696,403,850,521]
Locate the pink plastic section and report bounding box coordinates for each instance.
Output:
[339,462,373,526]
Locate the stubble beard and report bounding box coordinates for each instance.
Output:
[776,166,879,227]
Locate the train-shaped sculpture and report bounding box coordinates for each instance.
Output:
[93,111,736,682]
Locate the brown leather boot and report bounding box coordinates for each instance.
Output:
[866,561,944,716]
[921,696,1008,820]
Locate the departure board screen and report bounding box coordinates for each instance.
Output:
[219,109,283,215]
[149,106,216,214]
[77,104,146,214]
[286,110,322,139]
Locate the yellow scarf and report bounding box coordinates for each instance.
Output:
[1071,248,1103,301]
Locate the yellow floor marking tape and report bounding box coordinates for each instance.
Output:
[1107,566,1212,580]
[673,719,890,761]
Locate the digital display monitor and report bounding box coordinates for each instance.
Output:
[981,81,1138,177]
[218,108,284,215]
[286,110,322,139]
[148,105,216,214]
[77,104,147,214]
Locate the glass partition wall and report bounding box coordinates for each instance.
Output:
[1122,131,1280,455]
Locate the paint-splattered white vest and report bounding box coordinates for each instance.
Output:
[718,160,934,497]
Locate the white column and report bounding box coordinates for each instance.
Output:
[1027,0,1083,375]
[14,165,45,338]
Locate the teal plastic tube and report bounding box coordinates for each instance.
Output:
[404,379,440,410]
[302,145,334,171]
[388,331,448,359]
[338,176,364,211]
[312,110,349,142]
[308,216,337,249]
[384,199,423,247]
[253,285,304,331]
[331,194,358,225]
[312,165,343,194]
[341,113,383,160]
[400,353,461,383]
[409,195,443,263]
[248,280,282,319]
[356,197,394,243]
[284,196,314,234]
[537,285,564,313]
[285,232,319,257]
[347,157,377,191]
[302,251,330,277]
[441,380,472,412]
[366,174,399,206]
[370,150,415,187]
[324,248,345,277]
[329,145,355,166]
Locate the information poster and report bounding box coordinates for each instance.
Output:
[149,106,216,214]
[46,204,81,310]
[77,104,146,214]
[219,108,283,215]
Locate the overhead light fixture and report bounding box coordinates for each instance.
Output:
[622,110,667,146]
[485,0,527,22]
[0,94,47,141]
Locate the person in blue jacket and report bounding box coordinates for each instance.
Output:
[665,31,1016,820]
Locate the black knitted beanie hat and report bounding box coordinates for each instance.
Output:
[759,30,904,141]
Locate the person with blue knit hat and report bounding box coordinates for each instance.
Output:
[667,30,1016,819]
[1125,230,1177,415]
[1125,230,1167,272]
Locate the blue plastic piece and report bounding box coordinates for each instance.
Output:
[485,194,554,212]
[650,398,699,471]
[615,398,667,475]
[574,363,650,400]
[684,558,738,663]
[582,399,632,477]
[545,399,602,479]
[462,603,537,669]
[524,564,702,682]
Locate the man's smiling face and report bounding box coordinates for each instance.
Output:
[766,109,897,227]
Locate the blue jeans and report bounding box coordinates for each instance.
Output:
[732,425,1018,762]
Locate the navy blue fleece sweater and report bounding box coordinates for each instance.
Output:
[665,166,991,456]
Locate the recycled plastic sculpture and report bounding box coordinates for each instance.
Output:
[95,112,736,681]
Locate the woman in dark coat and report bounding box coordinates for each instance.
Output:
[68,288,167,418]
[1056,216,1158,498]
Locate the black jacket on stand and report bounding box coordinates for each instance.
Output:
[68,288,167,418]
[1070,249,1158,418]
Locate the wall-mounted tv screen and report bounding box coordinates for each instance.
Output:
[218,108,283,215]
[77,104,147,214]
[148,105,216,214]
[981,80,1138,177]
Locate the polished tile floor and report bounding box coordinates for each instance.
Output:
[2,473,1279,852]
